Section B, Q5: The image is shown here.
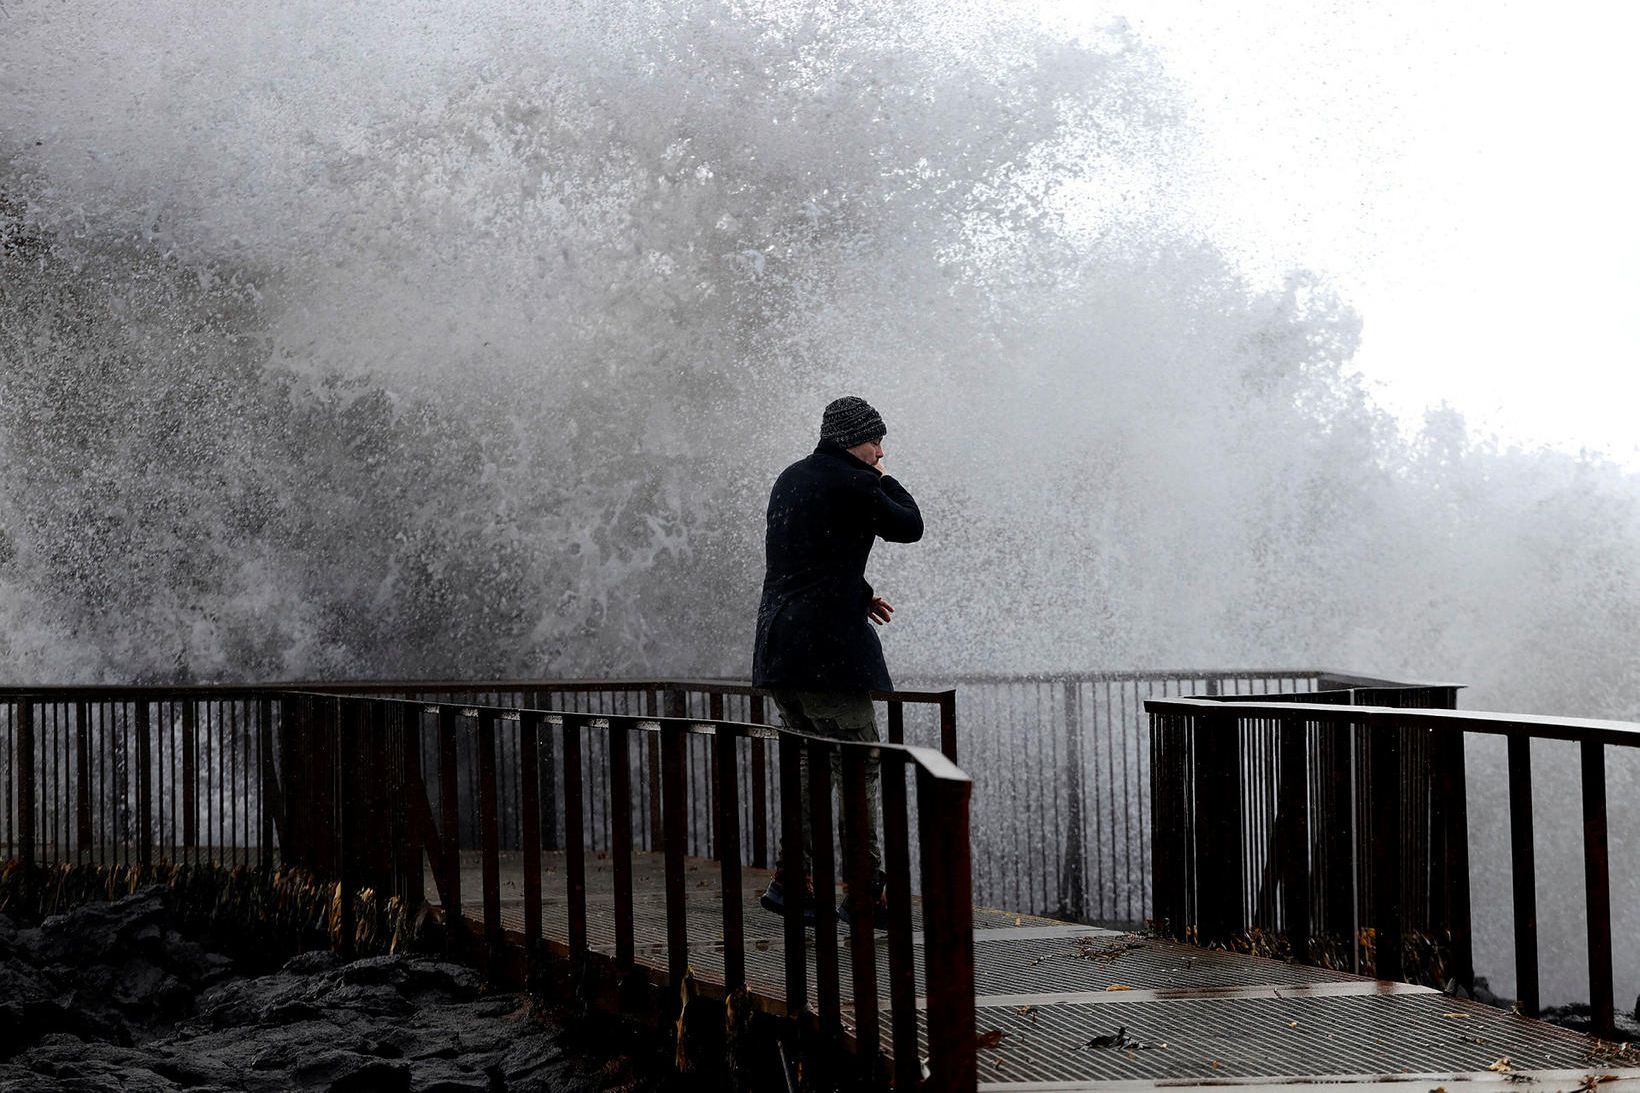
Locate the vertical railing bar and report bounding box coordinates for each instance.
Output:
[18,699,34,867]
[647,690,663,856]
[918,765,976,1091]
[183,698,197,856]
[841,744,879,1084]
[259,696,274,873]
[563,713,588,971]
[778,734,808,1016]
[751,694,768,869]
[76,700,91,859]
[882,750,919,1091]
[610,718,635,973]
[717,721,745,994]
[660,716,689,992]
[1581,740,1614,1039]
[708,689,728,859]
[1506,733,1538,1015]
[137,699,152,868]
[336,698,356,958]
[938,690,957,763]
[810,738,842,1050]
[438,707,463,953]
[519,710,544,981]
[477,709,503,959]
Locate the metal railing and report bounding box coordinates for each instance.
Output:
[1144,696,1635,1038]
[923,668,1434,924]
[0,681,974,1090]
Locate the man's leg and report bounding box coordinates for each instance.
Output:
[794,691,883,878]
[769,689,819,876]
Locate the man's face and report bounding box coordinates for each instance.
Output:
[847,436,885,468]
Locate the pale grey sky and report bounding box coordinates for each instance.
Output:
[1044,0,1640,466]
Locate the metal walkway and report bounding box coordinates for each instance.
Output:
[456,851,1640,1090]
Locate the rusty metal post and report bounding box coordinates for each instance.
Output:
[1278,714,1311,962]
[477,710,503,960]
[438,706,463,952]
[564,714,588,970]
[881,751,919,1091]
[1581,741,1614,1039]
[841,745,880,1084]
[75,701,92,857]
[809,739,842,1061]
[519,711,544,978]
[661,718,689,993]
[1194,708,1243,942]
[938,690,957,763]
[750,693,768,869]
[17,699,34,867]
[917,765,976,1092]
[1435,727,1473,993]
[1059,679,1087,921]
[610,719,635,974]
[136,700,152,868]
[259,697,276,874]
[1507,733,1538,1015]
[393,703,424,907]
[1369,720,1403,981]
[777,734,808,1015]
[709,691,725,861]
[183,699,198,850]
[717,722,745,994]
[336,698,356,959]
[1149,711,1187,938]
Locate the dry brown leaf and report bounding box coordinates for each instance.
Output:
[1106,984,1135,991]
[1015,1005,1038,1018]
[978,1028,1008,1050]
[1442,1011,1470,1019]
[1287,1021,1299,1029]
[1487,1057,1512,1073]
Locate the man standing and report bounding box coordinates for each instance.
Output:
[753,396,923,923]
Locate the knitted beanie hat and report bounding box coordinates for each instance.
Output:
[819,396,886,448]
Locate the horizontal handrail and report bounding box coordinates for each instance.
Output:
[287,689,971,784]
[0,678,957,703]
[1147,697,1640,745]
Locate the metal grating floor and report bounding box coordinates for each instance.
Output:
[452,851,1640,1089]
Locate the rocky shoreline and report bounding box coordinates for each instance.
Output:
[0,888,663,1091]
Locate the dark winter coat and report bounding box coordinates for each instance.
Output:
[752,441,923,693]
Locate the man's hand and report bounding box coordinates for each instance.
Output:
[868,596,894,625]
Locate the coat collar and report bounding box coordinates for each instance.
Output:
[814,439,872,470]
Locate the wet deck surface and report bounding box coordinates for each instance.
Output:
[449,852,1640,1090]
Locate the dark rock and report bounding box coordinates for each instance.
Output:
[283,949,343,976]
[402,961,486,1001]
[328,1059,411,1092]
[339,954,406,986]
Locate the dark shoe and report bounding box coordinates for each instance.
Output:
[760,870,820,925]
[837,870,889,930]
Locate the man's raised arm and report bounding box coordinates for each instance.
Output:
[873,474,923,543]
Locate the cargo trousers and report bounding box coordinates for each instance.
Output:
[770,689,883,877]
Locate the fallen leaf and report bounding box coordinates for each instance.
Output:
[1015,1005,1038,1019]
[1287,1021,1299,1029]
[1488,1057,1512,1073]
[1442,1012,1470,1019]
[1209,1059,1221,1070]
[978,1029,1008,1050]
[1106,984,1135,992]
[1014,915,1023,926]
